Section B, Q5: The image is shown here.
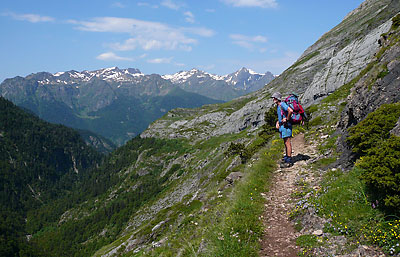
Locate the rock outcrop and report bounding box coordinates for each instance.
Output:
[339,27,400,130]
[301,20,392,104]
[336,18,400,166]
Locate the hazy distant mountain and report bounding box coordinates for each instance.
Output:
[0,67,222,145]
[0,67,273,145]
[162,67,275,101]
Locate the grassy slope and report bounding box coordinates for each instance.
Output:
[93,15,400,257]
[24,9,400,257]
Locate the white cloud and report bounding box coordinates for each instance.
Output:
[3,12,54,23]
[184,11,195,23]
[221,0,278,8]
[96,52,133,61]
[111,36,194,52]
[230,34,267,51]
[137,2,159,8]
[147,57,173,64]
[182,27,215,37]
[70,17,214,51]
[174,62,185,67]
[230,34,267,42]
[112,2,126,8]
[161,0,184,10]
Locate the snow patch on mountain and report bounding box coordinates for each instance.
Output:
[44,67,145,85]
[162,67,267,86]
[161,68,226,84]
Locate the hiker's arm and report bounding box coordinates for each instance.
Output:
[287,107,293,121]
[283,107,293,122]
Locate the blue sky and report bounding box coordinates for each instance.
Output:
[1,0,364,82]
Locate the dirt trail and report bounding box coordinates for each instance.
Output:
[259,133,317,257]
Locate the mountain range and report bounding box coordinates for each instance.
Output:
[163,67,275,101]
[0,67,274,146]
[1,0,399,256]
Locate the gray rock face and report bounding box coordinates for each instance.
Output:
[262,0,396,103]
[339,30,400,129]
[301,20,392,104]
[141,95,271,140]
[336,24,400,166]
[225,172,244,184]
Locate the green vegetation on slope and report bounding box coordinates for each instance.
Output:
[0,97,103,256]
[209,137,282,256]
[347,103,400,212]
[28,136,191,256]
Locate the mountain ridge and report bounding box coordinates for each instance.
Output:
[0,66,274,144]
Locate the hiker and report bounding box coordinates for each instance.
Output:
[271,92,293,168]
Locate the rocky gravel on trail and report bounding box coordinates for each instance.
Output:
[260,133,316,257]
[259,133,386,257]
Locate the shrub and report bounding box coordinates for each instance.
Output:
[226,142,252,164]
[347,103,400,156]
[392,14,400,29]
[347,103,400,213]
[356,136,400,212]
[260,106,277,133]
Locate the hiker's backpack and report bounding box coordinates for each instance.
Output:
[281,94,307,124]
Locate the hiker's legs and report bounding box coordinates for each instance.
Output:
[283,137,292,158]
[279,123,293,165]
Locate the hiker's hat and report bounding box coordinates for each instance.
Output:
[271,92,281,100]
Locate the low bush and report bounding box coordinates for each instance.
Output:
[347,103,400,156]
[356,136,400,211]
[391,13,400,29]
[347,103,400,213]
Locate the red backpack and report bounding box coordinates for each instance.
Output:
[281,94,307,124]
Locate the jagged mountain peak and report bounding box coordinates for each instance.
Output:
[29,67,145,84]
[235,67,258,75]
[162,67,273,86]
[160,67,275,100]
[161,68,222,83]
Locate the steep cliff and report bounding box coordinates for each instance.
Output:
[337,15,400,165]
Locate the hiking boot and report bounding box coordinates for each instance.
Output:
[280,155,289,164]
[280,162,293,168]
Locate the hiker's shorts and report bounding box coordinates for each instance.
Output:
[279,123,292,138]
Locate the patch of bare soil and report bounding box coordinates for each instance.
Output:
[259,133,317,257]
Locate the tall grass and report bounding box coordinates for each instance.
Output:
[207,137,283,256]
[297,167,400,255]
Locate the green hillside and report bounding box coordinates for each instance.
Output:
[0,97,103,256]
[1,74,223,146]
